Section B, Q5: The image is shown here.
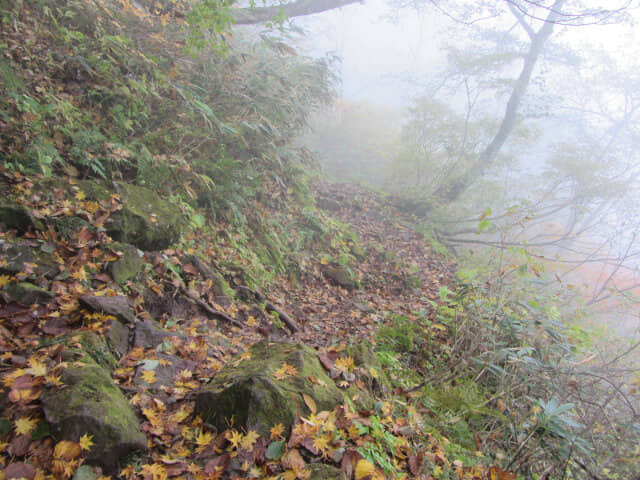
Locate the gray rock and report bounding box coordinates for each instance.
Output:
[133,319,182,350]
[104,318,130,359]
[133,352,196,392]
[0,239,59,279]
[79,295,136,325]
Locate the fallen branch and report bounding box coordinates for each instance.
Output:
[235,285,299,333]
[180,285,244,329]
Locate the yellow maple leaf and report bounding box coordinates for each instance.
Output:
[240,430,260,451]
[54,440,82,460]
[247,315,257,327]
[84,201,100,214]
[334,356,355,374]
[141,463,167,480]
[0,274,11,288]
[75,190,86,200]
[226,429,243,450]
[79,433,94,451]
[71,267,88,282]
[170,405,192,423]
[282,470,297,480]
[283,363,298,376]
[195,430,214,453]
[15,416,38,435]
[312,433,331,454]
[355,459,375,480]
[270,423,285,440]
[27,358,48,377]
[141,370,157,384]
[3,368,26,387]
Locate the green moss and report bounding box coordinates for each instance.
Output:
[196,341,344,435]
[324,264,360,290]
[42,352,146,465]
[3,282,53,304]
[109,243,142,285]
[78,180,185,250]
[0,204,43,233]
[307,464,347,480]
[53,216,93,241]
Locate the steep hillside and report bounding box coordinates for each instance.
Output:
[0,165,518,479]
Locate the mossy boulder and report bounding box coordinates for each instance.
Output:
[41,350,146,472]
[2,282,53,305]
[40,332,119,372]
[323,265,360,290]
[308,464,347,480]
[337,342,392,412]
[108,243,142,285]
[0,239,59,279]
[0,203,44,233]
[79,180,184,250]
[195,341,344,436]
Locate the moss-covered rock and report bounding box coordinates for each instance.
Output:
[2,282,53,305]
[104,318,130,360]
[195,341,344,436]
[323,265,360,290]
[0,239,59,279]
[41,351,146,472]
[40,332,119,372]
[307,463,347,480]
[79,180,184,250]
[72,465,100,480]
[0,203,44,233]
[346,342,391,398]
[108,243,142,285]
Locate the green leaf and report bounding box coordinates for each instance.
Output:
[0,419,11,437]
[265,440,285,460]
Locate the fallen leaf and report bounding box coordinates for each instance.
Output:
[281,448,306,470]
[355,459,375,480]
[14,416,37,435]
[79,433,94,451]
[270,423,285,440]
[302,393,317,414]
[53,440,82,461]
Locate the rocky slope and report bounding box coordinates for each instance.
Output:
[0,170,517,479]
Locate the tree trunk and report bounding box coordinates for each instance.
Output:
[433,0,566,205]
[231,0,360,24]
